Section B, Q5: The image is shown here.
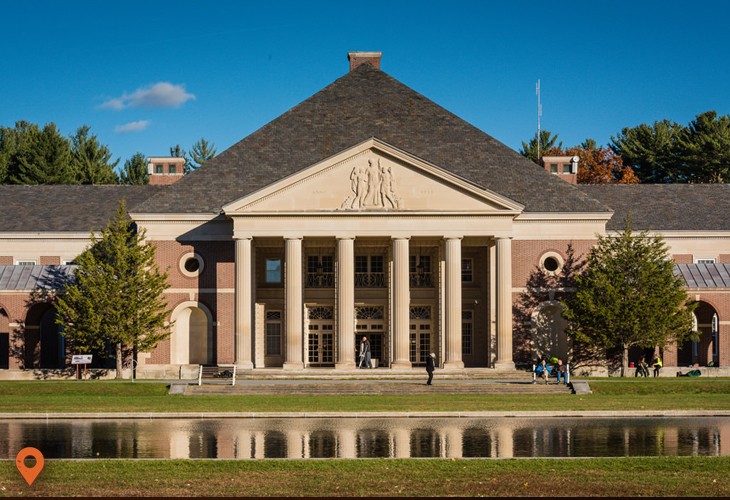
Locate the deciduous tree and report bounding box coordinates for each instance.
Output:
[547,145,639,184]
[56,201,172,378]
[561,217,696,376]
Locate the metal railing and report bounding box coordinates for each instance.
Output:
[354,272,386,288]
[305,272,334,288]
[409,272,433,288]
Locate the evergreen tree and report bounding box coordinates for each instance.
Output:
[520,130,562,163]
[7,122,75,184]
[56,201,172,379]
[561,216,696,376]
[187,138,217,173]
[610,120,683,183]
[70,125,119,184]
[0,121,39,183]
[119,152,149,185]
[675,111,730,183]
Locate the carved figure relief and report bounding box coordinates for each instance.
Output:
[341,158,403,209]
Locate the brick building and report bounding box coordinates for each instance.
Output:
[1,52,728,377]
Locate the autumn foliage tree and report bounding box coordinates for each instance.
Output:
[547,145,639,184]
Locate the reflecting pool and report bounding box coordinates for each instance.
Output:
[1,417,729,459]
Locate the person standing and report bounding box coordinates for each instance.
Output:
[426,353,436,385]
[360,336,372,369]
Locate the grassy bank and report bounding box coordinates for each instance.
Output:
[0,379,729,413]
[1,457,729,497]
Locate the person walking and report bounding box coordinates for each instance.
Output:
[359,336,372,369]
[426,352,436,385]
[652,354,663,377]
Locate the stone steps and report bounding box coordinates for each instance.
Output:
[187,381,573,396]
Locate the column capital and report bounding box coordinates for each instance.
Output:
[335,236,355,241]
[391,236,410,241]
[284,236,303,241]
[232,231,253,241]
[443,235,463,241]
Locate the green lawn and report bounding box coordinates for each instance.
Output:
[0,379,729,413]
[1,457,728,497]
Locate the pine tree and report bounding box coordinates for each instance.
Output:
[610,120,683,183]
[675,111,730,183]
[119,152,149,185]
[169,144,190,173]
[56,201,172,378]
[520,130,562,163]
[70,125,119,184]
[7,123,75,184]
[561,216,696,376]
[187,138,217,173]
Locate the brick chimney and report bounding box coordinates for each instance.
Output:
[539,155,580,185]
[148,157,185,185]
[348,51,382,71]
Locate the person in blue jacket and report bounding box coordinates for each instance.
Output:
[536,360,551,384]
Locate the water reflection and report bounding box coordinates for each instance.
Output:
[0,417,728,459]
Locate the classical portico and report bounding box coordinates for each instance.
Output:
[227,138,522,370]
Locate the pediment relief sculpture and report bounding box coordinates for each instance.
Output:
[341,158,403,210]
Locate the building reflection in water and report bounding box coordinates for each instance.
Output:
[0,417,728,459]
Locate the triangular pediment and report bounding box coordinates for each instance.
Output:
[223,139,524,214]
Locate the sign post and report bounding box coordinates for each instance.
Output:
[71,355,93,380]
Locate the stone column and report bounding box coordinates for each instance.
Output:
[283,237,304,370]
[336,237,356,369]
[495,237,515,370]
[391,237,411,369]
[443,237,464,369]
[234,237,254,369]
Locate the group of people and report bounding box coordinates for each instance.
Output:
[635,355,662,377]
[535,359,568,385]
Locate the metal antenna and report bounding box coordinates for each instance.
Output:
[536,79,542,160]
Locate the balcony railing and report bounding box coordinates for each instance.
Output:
[355,272,386,288]
[409,272,433,288]
[305,272,334,288]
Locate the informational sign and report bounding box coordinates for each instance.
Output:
[71,355,93,365]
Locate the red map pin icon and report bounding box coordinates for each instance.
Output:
[16,447,44,486]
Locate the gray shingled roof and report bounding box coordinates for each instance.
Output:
[675,263,730,288]
[133,63,609,215]
[0,265,76,290]
[579,184,730,231]
[0,185,164,232]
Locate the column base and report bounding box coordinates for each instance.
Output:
[390,360,412,370]
[493,360,516,371]
[282,361,304,370]
[335,361,356,370]
[443,360,465,370]
[235,361,254,370]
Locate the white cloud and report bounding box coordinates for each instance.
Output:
[100,82,195,110]
[115,120,151,134]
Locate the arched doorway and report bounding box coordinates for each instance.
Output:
[170,302,214,365]
[531,302,571,363]
[679,302,718,367]
[24,304,65,369]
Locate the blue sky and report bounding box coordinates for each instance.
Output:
[3,0,729,171]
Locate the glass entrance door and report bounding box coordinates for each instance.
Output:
[307,306,334,367]
[409,306,432,366]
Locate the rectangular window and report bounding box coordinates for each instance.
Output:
[16,260,37,266]
[62,260,77,265]
[462,258,473,283]
[155,164,163,174]
[562,164,571,173]
[550,164,558,173]
[265,311,282,356]
[265,259,281,283]
[462,310,473,355]
[695,258,716,264]
[355,256,368,274]
[168,165,176,174]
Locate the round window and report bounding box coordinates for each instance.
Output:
[543,256,559,272]
[539,252,564,276]
[184,257,200,273]
[179,252,204,277]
